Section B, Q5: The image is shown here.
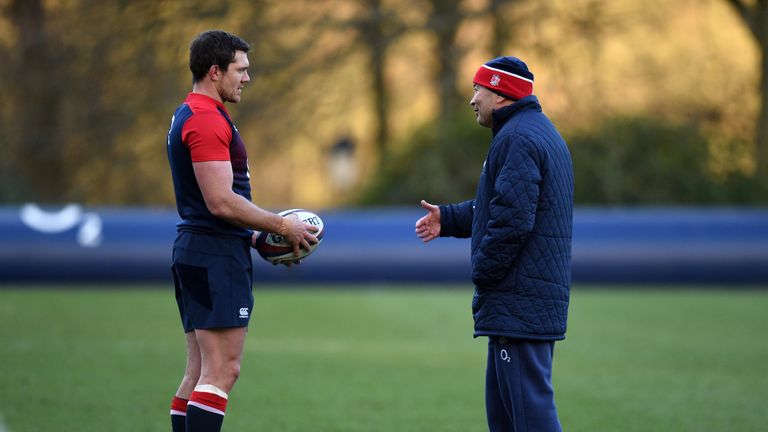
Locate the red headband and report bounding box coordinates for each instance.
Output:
[473,64,533,100]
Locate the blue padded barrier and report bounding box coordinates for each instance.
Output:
[0,206,766,284]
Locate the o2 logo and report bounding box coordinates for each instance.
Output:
[500,349,511,363]
[19,203,103,247]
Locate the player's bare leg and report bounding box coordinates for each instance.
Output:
[185,327,247,432]
[171,331,201,431]
[179,331,202,396]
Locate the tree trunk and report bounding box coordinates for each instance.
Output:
[758,0,768,180]
[430,0,464,127]
[362,0,390,162]
[727,0,768,181]
[489,0,511,58]
[10,0,65,201]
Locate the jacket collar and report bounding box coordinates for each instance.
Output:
[491,95,541,136]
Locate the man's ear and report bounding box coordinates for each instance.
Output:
[494,93,510,106]
[208,64,220,81]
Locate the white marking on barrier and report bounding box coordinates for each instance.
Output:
[20,203,82,233]
[19,203,103,248]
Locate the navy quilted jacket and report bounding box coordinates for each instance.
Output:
[439,95,573,340]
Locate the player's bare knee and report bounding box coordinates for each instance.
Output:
[210,359,241,387]
[227,361,241,383]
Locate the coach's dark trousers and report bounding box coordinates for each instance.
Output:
[485,337,562,432]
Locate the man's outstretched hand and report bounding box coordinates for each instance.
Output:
[415,200,441,243]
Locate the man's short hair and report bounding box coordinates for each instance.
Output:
[189,30,250,83]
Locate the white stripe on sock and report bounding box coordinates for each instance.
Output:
[188,401,225,416]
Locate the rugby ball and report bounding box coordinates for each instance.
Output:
[254,209,324,264]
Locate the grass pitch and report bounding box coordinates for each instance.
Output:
[0,285,766,431]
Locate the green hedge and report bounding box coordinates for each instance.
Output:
[361,115,766,205]
[569,116,765,205]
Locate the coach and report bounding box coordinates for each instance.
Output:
[416,56,574,431]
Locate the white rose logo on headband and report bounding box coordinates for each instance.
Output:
[490,74,501,86]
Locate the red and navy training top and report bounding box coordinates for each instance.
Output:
[166,93,252,239]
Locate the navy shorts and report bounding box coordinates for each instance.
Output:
[485,337,562,432]
[171,231,254,333]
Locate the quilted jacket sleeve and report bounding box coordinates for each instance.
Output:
[472,135,541,289]
[439,199,474,239]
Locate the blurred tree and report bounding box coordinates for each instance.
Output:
[569,116,764,204]
[725,0,768,180]
[0,0,763,207]
[427,0,465,124]
[354,0,399,161]
[359,111,489,204]
[324,0,482,161]
[360,0,529,203]
[7,0,66,201]
[49,1,217,204]
[488,0,513,58]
